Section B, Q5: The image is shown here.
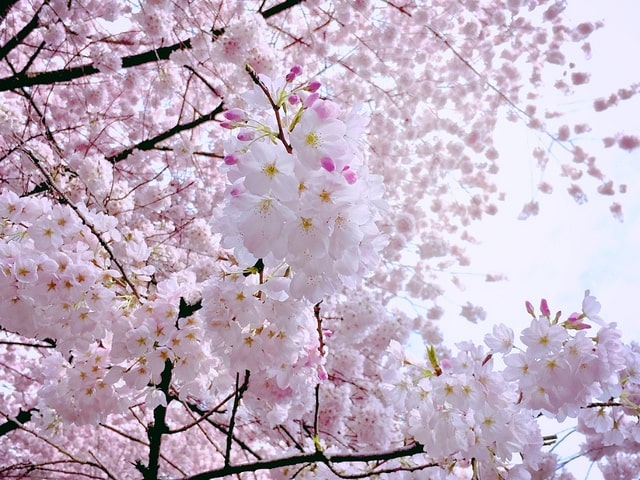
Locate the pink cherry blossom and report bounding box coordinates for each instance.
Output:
[0,2,637,479]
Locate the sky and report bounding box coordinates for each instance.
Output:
[439,0,640,353]
[426,2,640,478]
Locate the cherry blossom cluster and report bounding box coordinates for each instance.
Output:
[500,292,626,421]
[198,274,324,427]
[382,291,639,479]
[0,190,130,352]
[217,66,386,302]
[1,1,639,477]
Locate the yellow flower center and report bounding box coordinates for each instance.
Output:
[301,217,313,231]
[262,161,279,178]
[305,131,320,148]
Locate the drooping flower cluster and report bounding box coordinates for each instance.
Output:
[216,66,386,303]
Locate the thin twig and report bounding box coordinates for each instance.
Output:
[245,64,292,153]
[225,370,250,467]
[0,339,55,348]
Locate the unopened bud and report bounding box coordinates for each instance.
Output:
[237,130,254,141]
[540,299,550,317]
[525,301,535,317]
[320,156,335,172]
[223,108,247,122]
[307,80,321,92]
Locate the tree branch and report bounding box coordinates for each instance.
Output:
[106,103,225,164]
[0,0,20,24]
[260,0,306,18]
[224,370,250,467]
[137,360,172,480]
[181,400,262,461]
[0,2,305,93]
[0,6,41,62]
[0,339,55,348]
[185,442,427,480]
[0,409,37,437]
[0,39,192,92]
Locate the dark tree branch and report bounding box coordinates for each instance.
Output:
[584,401,624,408]
[326,459,438,479]
[0,459,117,479]
[137,360,172,480]
[0,39,192,92]
[185,442,428,480]
[0,6,41,62]
[0,0,20,24]
[183,65,222,98]
[7,56,64,157]
[224,370,250,467]
[0,339,55,348]
[0,2,306,92]
[261,0,306,18]
[178,297,202,319]
[106,102,225,164]
[148,146,224,159]
[245,64,292,153]
[0,409,37,437]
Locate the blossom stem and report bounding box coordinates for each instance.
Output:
[245,64,292,153]
[225,370,250,467]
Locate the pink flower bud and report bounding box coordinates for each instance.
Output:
[565,312,591,330]
[237,130,254,141]
[290,65,303,76]
[540,298,550,317]
[307,80,321,92]
[229,184,245,197]
[220,121,235,129]
[567,312,580,322]
[288,94,299,105]
[223,108,247,122]
[285,72,296,83]
[224,154,239,165]
[525,301,535,317]
[320,156,335,172]
[341,166,357,184]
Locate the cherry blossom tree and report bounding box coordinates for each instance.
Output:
[0,1,638,479]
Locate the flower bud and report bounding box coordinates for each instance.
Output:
[223,108,247,122]
[307,80,321,92]
[525,301,535,317]
[540,298,550,317]
[320,156,335,172]
[224,154,239,165]
[237,130,254,141]
[341,166,357,184]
